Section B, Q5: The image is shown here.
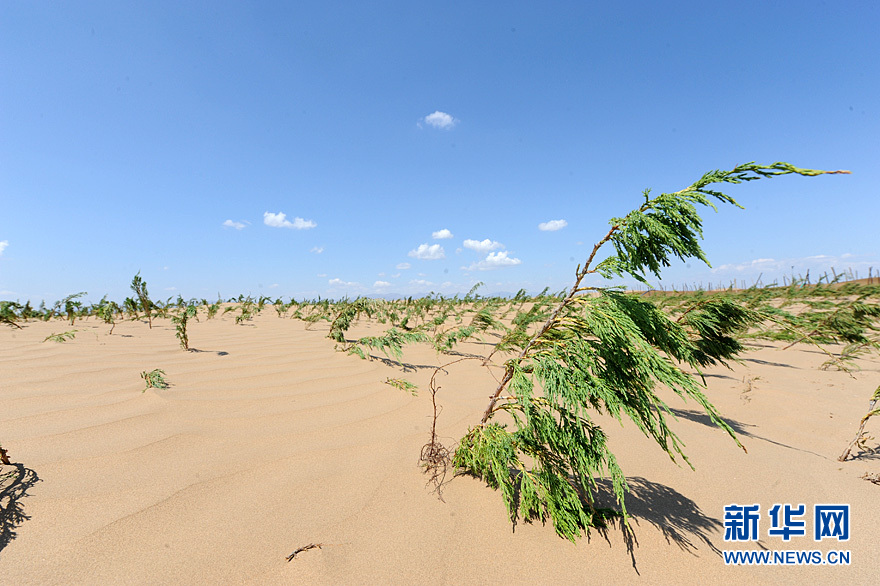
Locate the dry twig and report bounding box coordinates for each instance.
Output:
[286,543,323,562]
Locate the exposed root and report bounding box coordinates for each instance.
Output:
[419,361,467,501]
[420,438,451,501]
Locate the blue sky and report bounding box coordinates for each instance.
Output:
[2,1,878,304]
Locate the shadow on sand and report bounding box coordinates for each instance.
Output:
[591,476,722,574]
[0,463,40,553]
[669,407,830,459]
[188,348,229,356]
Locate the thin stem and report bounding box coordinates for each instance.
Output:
[480,223,621,424]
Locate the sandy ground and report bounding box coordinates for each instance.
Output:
[1,310,878,584]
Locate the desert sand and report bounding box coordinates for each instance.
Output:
[1,310,878,584]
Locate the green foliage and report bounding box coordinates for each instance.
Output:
[347,328,429,363]
[123,297,140,319]
[0,301,23,329]
[95,297,121,334]
[672,298,759,367]
[491,296,557,356]
[384,377,419,395]
[328,298,374,342]
[19,301,35,319]
[450,161,846,541]
[43,330,79,343]
[205,300,222,320]
[131,272,153,328]
[222,297,257,324]
[432,324,480,353]
[235,299,255,325]
[463,282,484,302]
[140,369,169,392]
[172,304,199,350]
[274,298,294,317]
[55,292,86,325]
[839,383,880,461]
[453,422,624,541]
[151,298,171,319]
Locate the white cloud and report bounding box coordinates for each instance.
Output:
[317,273,327,278]
[712,258,781,272]
[409,279,433,286]
[264,211,317,230]
[396,262,411,270]
[292,217,317,229]
[408,243,445,260]
[0,240,8,255]
[464,251,523,271]
[373,280,391,288]
[328,278,359,287]
[269,283,279,288]
[432,228,453,240]
[705,253,880,285]
[463,238,504,253]
[310,246,324,254]
[222,220,246,230]
[423,111,456,129]
[539,219,568,232]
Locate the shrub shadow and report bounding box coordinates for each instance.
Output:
[359,354,439,372]
[669,407,757,437]
[669,408,829,459]
[700,373,739,381]
[849,445,880,461]
[188,348,229,356]
[0,463,40,553]
[477,467,721,574]
[742,357,797,368]
[591,476,723,572]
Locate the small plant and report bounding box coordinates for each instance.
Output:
[235,300,255,325]
[384,377,419,395]
[346,328,429,364]
[172,304,199,350]
[839,383,880,461]
[43,330,78,343]
[140,369,169,392]
[0,301,22,329]
[328,298,374,342]
[123,297,140,319]
[55,292,86,325]
[205,298,222,320]
[131,272,153,328]
[95,297,121,334]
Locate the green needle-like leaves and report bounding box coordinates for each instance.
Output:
[454,161,847,541]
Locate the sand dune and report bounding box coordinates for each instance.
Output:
[2,312,878,584]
